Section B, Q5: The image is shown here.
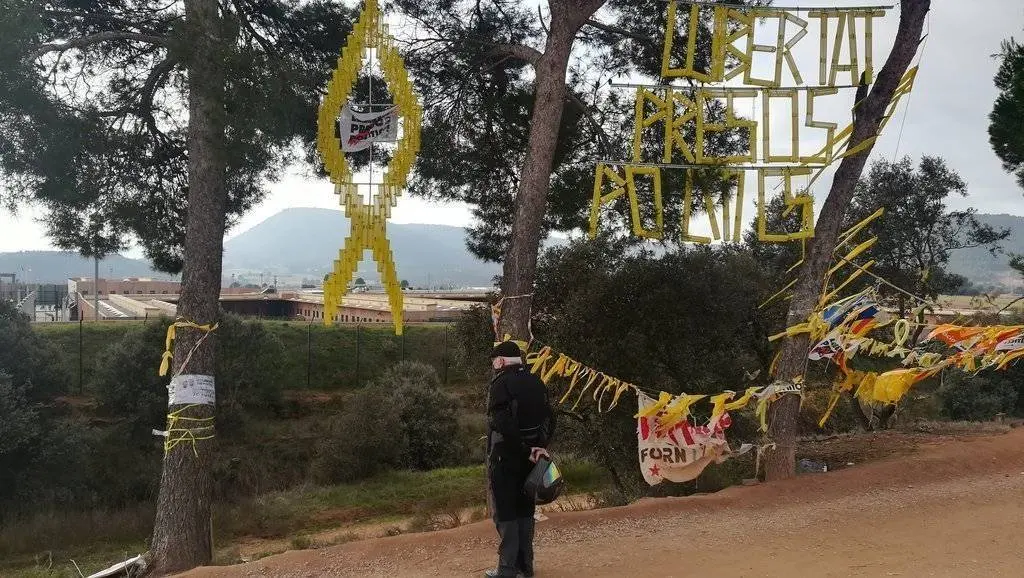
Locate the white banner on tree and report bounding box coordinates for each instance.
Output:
[168,374,216,406]
[337,103,399,152]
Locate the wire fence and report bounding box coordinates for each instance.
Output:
[33,318,473,395]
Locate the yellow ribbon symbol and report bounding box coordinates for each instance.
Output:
[317,0,422,336]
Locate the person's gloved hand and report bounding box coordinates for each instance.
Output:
[529,447,550,463]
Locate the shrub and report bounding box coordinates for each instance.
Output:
[0,301,70,400]
[309,385,405,484]
[379,361,463,470]
[215,315,287,428]
[90,321,166,434]
[938,370,1018,421]
[308,362,464,484]
[0,371,90,516]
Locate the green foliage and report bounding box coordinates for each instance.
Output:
[395,0,753,260]
[938,370,1019,421]
[0,1,356,270]
[0,371,43,510]
[309,385,405,485]
[310,361,462,483]
[534,237,775,390]
[532,237,776,495]
[35,320,459,393]
[1011,253,1024,280]
[215,315,287,424]
[990,37,1024,190]
[377,361,462,471]
[449,304,496,385]
[845,156,1009,310]
[89,322,166,432]
[0,369,90,518]
[0,301,69,400]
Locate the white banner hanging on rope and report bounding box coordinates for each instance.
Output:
[337,103,398,152]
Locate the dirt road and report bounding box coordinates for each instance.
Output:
[183,429,1024,577]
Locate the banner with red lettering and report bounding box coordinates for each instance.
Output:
[337,103,399,152]
[637,392,741,485]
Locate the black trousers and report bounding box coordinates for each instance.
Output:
[489,451,536,576]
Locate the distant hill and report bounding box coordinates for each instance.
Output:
[945,213,1024,286]
[0,251,170,284]
[6,211,1019,289]
[222,208,501,287]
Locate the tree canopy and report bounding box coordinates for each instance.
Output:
[0,0,356,271]
[395,0,748,261]
[990,37,1024,190]
[844,156,1009,311]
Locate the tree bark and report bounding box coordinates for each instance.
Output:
[147,0,227,574]
[763,0,930,481]
[497,0,604,342]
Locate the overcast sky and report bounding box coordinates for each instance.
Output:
[2,0,1022,255]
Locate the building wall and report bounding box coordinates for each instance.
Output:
[68,278,181,297]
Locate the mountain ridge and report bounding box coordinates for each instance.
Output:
[4,209,1023,288]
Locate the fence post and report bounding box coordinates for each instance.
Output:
[443,323,449,384]
[78,315,84,394]
[355,324,361,386]
[306,320,312,389]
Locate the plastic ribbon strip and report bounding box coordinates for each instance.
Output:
[158,318,219,377]
[161,405,215,458]
[521,343,779,430]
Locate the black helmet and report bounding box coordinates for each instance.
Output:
[524,457,565,505]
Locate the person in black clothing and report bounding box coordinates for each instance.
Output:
[485,341,556,578]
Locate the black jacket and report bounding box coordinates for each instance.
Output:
[487,364,556,459]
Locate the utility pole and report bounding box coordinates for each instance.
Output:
[94,255,100,321]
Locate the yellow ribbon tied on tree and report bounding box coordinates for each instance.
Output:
[159,319,219,377]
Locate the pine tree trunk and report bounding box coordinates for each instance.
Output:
[763,0,930,481]
[147,0,227,574]
[497,0,603,342]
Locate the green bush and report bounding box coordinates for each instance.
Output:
[215,316,287,425]
[0,301,70,400]
[309,385,405,484]
[938,370,1018,421]
[308,362,464,484]
[379,361,463,470]
[90,322,166,431]
[0,371,90,517]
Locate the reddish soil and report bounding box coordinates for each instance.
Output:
[181,428,1024,577]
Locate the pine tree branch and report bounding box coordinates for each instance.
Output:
[584,19,650,43]
[97,57,177,120]
[231,0,276,57]
[31,31,169,60]
[491,42,542,65]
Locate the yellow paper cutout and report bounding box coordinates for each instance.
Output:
[762,89,801,163]
[626,165,664,239]
[661,2,726,82]
[588,163,628,238]
[757,167,814,242]
[696,88,757,164]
